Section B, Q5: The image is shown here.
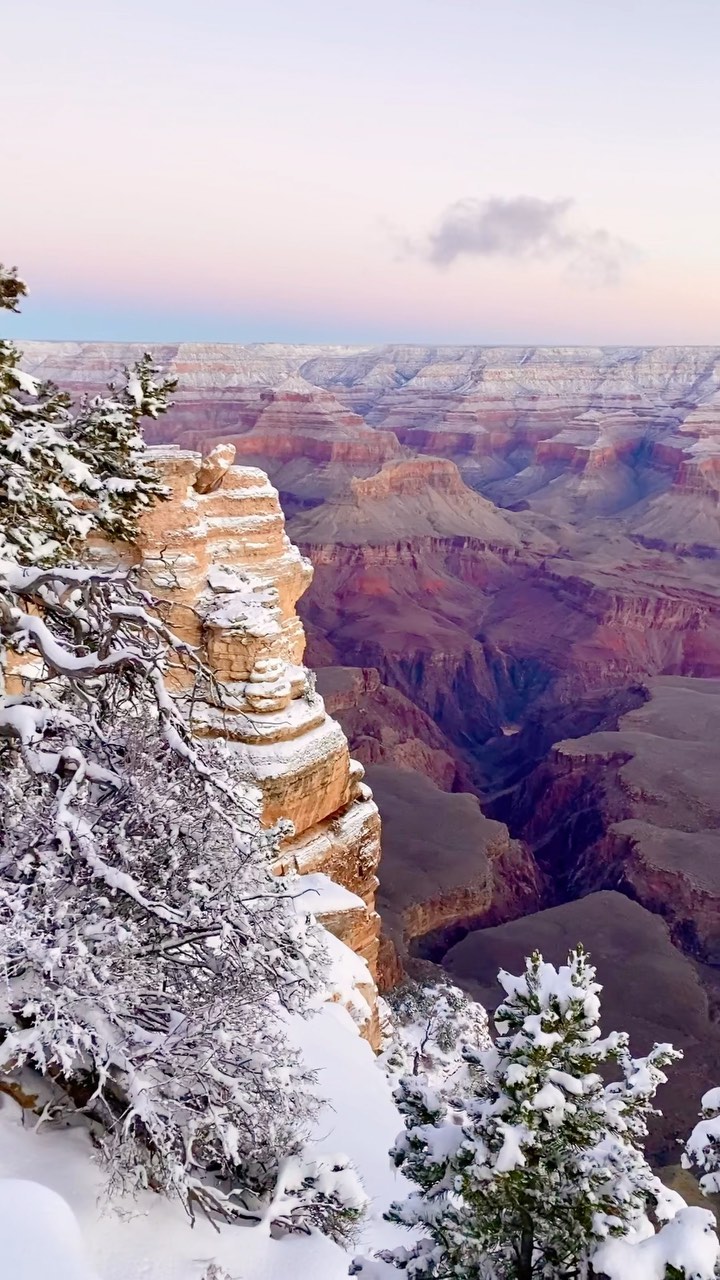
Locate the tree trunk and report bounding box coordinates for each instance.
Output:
[517,1222,534,1280]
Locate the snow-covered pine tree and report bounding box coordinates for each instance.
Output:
[0,265,174,565]
[683,1087,720,1196]
[354,946,689,1280]
[0,267,365,1238]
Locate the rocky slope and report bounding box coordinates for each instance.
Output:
[496,676,720,960]
[315,666,468,790]
[293,469,720,796]
[365,764,542,988]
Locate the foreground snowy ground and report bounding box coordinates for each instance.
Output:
[0,1003,407,1280]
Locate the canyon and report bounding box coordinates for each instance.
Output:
[19,341,720,1159]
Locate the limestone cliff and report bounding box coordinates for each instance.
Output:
[136,445,382,1044]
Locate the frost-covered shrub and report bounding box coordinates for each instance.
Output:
[0,714,329,1217]
[381,979,490,1092]
[683,1086,720,1197]
[0,268,365,1238]
[355,946,696,1280]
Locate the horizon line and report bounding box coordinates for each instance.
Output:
[15,337,720,352]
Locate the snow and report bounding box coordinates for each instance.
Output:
[289,873,366,916]
[227,716,347,782]
[204,568,282,637]
[0,702,46,743]
[321,932,374,1027]
[0,994,406,1280]
[495,1121,532,1172]
[592,1206,720,1280]
[0,1179,96,1280]
[11,367,39,395]
[0,902,405,1280]
[292,1003,409,1252]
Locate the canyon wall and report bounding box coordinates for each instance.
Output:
[475,676,720,1161]
[135,445,383,1044]
[18,343,720,1151]
[18,343,720,543]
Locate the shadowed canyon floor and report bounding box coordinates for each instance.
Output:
[21,342,720,1157]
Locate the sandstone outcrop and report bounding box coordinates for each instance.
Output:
[135,447,383,1044]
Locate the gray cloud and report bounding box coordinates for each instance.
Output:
[421,195,637,285]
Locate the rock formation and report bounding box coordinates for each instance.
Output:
[135,446,383,1045]
[316,666,468,790]
[19,342,720,549]
[501,676,720,961]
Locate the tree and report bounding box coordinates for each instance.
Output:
[355,947,688,1280]
[0,267,365,1238]
[0,263,174,566]
[683,1087,720,1196]
[381,979,490,1092]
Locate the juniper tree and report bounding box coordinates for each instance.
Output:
[355,947,686,1280]
[0,266,365,1237]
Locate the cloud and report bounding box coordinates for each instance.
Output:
[419,195,637,285]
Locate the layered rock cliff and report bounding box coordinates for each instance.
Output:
[134,446,383,1044]
[506,676,720,961]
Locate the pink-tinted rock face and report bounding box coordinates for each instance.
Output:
[128,450,384,1046]
[18,341,720,545]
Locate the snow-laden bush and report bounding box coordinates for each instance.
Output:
[0,268,365,1238]
[380,980,490,1093]
[354,946,705,1280]
[683,1086,720,1198]
[592,1206,719,1280]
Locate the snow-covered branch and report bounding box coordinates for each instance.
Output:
[0,270,362,1240]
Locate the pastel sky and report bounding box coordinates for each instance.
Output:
[3,0,719,344]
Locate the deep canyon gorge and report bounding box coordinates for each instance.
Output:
[20,341,720,1161]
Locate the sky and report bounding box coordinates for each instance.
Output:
[3,0,719,345]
